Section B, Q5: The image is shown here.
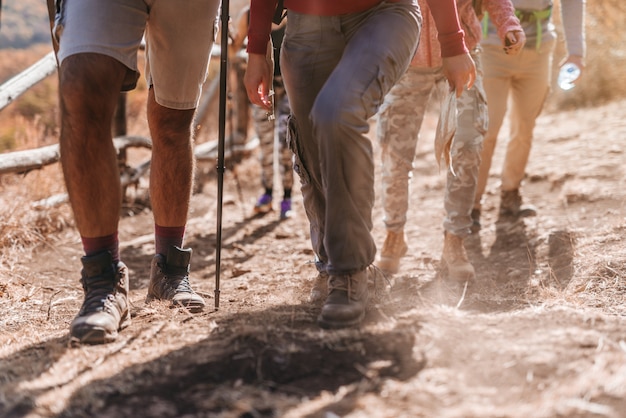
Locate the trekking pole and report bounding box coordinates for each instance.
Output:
[215,0,230,310]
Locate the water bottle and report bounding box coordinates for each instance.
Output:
[557,63,581,91]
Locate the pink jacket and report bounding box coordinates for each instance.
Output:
[413,0,521,68]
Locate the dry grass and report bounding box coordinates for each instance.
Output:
[0,165,72,245]
[567,225,626,315]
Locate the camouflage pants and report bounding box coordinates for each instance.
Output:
[251,79,294,194]
[377,50,487,237]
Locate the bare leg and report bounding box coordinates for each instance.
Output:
[147,88,196,227]
[145,90,205,311]
[59,53,131,344]
[59,53,126,238]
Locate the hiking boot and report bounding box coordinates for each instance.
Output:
[376,230,408,274]
[317,269,369,329]
[442,232,475,281]
[70,251,130,344]
[470,208,481,233]
[308,271,329,303]
[279,198,292,220]
[146,246,206,312]
[499,189,537,218]
[253,193,273,214]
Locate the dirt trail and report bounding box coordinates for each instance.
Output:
[1,99,625,418]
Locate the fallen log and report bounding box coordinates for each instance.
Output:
[0,135,152,176]
[28,136,258,209]
[0,51,58,111]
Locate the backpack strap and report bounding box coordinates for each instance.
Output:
[482,12,489,39]
[515,7,552,50]
[483,6,552,51]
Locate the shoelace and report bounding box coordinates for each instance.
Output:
[173,275,194,293]
[368,265,393,291]
[328,275,352,293]
[158,264,194,296]
[81,276,116,314]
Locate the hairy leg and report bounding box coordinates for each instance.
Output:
[147,88,196,227]
[59,53,127,238]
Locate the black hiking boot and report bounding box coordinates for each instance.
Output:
[146,246,206,312]
[70,251,130,345]
[317,269,369,329]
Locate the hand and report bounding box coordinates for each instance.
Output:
[442,52,476,98]
[244,52,274,109]
[559,54,585,83]
[503,30,526,55]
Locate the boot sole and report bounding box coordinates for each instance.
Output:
[146,295,206,313]
[70,310,131,345]
[499,208,537,218]
[172,300,205,313]
[317,310,366,329]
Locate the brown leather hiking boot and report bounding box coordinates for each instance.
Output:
[376,230,408,274]
[146,246,206,312]
[317,269,369,329]
[70,251,130,345]
[442,232,475,282]
[499,189,537,218]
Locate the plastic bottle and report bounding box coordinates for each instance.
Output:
[557,63,581,91]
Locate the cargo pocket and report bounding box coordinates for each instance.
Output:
[473,83,489,136]
[286,114,310,186]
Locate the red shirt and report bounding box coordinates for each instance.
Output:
[247,0,467,58]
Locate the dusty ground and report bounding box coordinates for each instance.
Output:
[1,91,626,418]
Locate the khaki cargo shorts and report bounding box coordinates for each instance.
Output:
[55,0,220,110]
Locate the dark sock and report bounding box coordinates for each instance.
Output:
[155,224,185,257]
[82,233,120,263]
[283,189,292,200]
[264,188,273,197]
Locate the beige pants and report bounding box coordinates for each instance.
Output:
[474,40,555,209]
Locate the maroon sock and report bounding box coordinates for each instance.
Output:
[155,224,185,256]
[81,233,120,263]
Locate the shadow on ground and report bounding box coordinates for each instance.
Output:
[39,305,424,417]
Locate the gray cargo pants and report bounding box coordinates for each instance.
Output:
[280,1,421,275]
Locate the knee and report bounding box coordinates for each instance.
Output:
[148,95,196,142]
[310,91,361,141]
[310,94,340,132]
[59,55,123,118]
[453,140,482,166]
